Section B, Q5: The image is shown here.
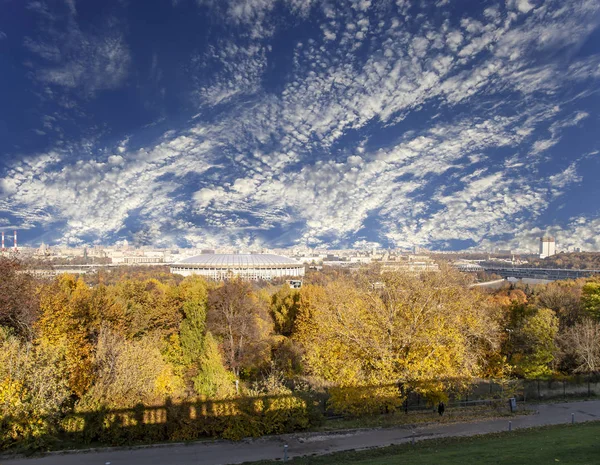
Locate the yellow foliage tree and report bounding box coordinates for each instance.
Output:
[36,275,100,397]
[295,269,502,412]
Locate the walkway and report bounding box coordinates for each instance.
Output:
[2,400,599,465]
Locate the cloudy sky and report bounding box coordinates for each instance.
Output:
[1,0,599,251]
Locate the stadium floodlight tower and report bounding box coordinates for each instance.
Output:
[539,236,556,259]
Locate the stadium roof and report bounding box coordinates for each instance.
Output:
[176,254,301,266]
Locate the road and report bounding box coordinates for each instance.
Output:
[2,400,599,465]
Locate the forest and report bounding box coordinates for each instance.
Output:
[526,252,600,270]
[1,258,599,450]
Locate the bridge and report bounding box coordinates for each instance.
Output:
[479,266,600,281]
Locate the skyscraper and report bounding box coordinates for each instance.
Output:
[539,236,556,259]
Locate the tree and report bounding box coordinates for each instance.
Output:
[179,277,209,367]
[80,326,183,409]
[509,308,559,378]
[207,280,273,379]
[36,275,101,397]
[561,319,600,373]
[295,269,502,401]
[105,279,182,339]
[581,281,600,320]
[535,281,583,327]
[0,258,39,338]
[269,287,301,337]
[0,326,69,448]
[193,332,236,398]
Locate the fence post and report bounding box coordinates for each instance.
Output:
[283,444,288,462]
[588,378,591,398]
[508,421,512,431]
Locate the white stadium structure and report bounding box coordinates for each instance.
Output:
[170,254,305,281]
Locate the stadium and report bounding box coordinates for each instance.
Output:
[170,254,305,281]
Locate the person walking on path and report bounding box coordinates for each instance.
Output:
[438,401,445,416]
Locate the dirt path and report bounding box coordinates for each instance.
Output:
[2,400,599,465]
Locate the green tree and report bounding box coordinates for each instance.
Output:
[179,277,209,366]
[510,308,559,378]
[581,281,600,320]
[193,332,235,398]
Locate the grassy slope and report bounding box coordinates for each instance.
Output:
[314,405,525,431]
[248,422,600,465]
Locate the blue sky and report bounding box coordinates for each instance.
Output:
[1,0,599,251]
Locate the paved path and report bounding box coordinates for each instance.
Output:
[2,400,599,465]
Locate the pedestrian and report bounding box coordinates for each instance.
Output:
[438,401,445,416]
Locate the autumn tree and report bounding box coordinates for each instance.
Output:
[534,281,583,327]
[105,279,182,339]
[0,326,69,448]
[207,279,273,379]
[178,276,209,366]
[80,326,183,409]
[560,319,600,373]
[36,275,102,397]
[581,281,600,320]
[193,331,236,398]
[0,258,39,338]
[295,269,502,405]
[270,286,301,337]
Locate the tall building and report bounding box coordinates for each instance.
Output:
[539,236,556,259]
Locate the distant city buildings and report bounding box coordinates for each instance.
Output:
[539,236,556,259]
[2,232,584,278]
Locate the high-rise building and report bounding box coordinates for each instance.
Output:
[539,236,556,259]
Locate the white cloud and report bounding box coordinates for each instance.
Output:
[195,42,267,105]
[24,7,130,97]
[548,163,581,190]
[507,0,535,14]
[4,0,600,249]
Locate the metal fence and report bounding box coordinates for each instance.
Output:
[398,375,600,413]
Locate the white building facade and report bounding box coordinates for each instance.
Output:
[539,236,556,259]
[170,254,305,281]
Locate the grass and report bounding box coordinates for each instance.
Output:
[315,404,528,431]
[247,422,600,465]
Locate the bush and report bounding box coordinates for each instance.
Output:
[57,392,319,445]
[328,385,404,416]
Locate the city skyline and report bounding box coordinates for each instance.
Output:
[1,1,600,251]
[0,230,584,256]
